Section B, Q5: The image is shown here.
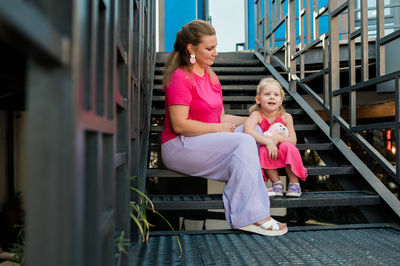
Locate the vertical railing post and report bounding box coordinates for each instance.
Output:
[265,0,271,64]
[361,0,369,82]
[322,34,329,107]
[272,0,276,50]
[376,0,385,78]
[329,0,340,138]
[299,0,305,79]
[285,16,289,69]
[288,0,296,92]
[348,0,357,127]
[305,0,311,44]
[255,0,260,50]
[396,76,400,181]
[313,0,319,40]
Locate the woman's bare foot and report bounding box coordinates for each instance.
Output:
[255,216,286,230]
[239,216,288,236]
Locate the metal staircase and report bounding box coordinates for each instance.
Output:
[130,51,400,264]
[146,51,394,221]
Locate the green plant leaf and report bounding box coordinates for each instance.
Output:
[129,186,155,210]
[131,203,150,226]
[115,231,130,258]
[131,175,148,194]
[129,176,183,258]
[130,212,145,241]
[138,204,183,258]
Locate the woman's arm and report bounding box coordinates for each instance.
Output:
[220,109,247,126]
[169,105,235,136]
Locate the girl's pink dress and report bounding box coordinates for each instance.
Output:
[258,112,308,182]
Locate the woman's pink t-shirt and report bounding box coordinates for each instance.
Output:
[161,68,223,144]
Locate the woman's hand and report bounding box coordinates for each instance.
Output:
[219,122,236,132]
[266,140,278,160]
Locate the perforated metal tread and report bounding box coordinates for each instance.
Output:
[151,123,319,132]
[148,191,380,210]
[153,84,261,92]
[155,66,268,75]
[130,224,400,265]
[148,143,334,152]
[147,166,354,178]
[151,108,304,116]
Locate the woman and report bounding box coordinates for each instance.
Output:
[160,20,287,236]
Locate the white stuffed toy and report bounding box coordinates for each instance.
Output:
[264,122,289,137]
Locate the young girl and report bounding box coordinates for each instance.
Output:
[244,77,307,197]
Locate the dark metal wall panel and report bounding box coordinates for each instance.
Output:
[0,0,156,265]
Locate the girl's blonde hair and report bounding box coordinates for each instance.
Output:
[249,77,286,114]
[163,20,218,87]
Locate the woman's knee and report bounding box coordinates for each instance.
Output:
[240,133,257,146]
[234,133,257,155]
[255,124,263,134]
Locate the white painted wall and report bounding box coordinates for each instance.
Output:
[209,0,245,52]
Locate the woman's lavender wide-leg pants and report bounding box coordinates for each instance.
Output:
[161,126,270,229]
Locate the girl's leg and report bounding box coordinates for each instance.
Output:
[162,132,274,229]
[285,165,302,197]
[264,169,283,197]
[264,169,280,183]
[285,165,299,183]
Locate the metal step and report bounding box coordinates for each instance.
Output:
[147,165,354,178]
[151,95,293,103]
[148,142,334,152]
[155,66,268,75]
[153,84,259,92]
[130,224,400,265]
[150,108,304,116]
[147,191,380,210]
[155,58,261,67]
[151,123,319,132]
[153,74,268,84]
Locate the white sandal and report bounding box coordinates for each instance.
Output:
[238,218,288,236]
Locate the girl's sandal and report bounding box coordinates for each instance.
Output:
[238,218,288,236]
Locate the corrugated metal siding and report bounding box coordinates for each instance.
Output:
[130,226,400,265]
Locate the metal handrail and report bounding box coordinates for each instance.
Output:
[255,0,400,211]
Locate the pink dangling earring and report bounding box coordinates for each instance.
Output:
[190,54,196,64]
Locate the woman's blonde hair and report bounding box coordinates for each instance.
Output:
[249,77,286,114]
[163,20,217,87]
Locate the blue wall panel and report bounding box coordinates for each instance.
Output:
[197,0,204,20]
[247,0,254,49]
[165,0,197,52]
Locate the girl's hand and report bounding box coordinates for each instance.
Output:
[219,122,236,132]
[266,141,278,160]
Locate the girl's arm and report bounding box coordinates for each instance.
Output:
[169,105,235,136]
[220,108,247,126]
[272,113,297,145]
[244,111,279,159]
[243,111,275,146]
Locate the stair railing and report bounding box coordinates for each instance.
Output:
[255,0,400,206]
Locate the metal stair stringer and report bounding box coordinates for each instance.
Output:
[253,51,400,218]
